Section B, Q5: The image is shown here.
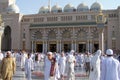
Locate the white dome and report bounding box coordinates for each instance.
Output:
[77,3,89,12]
[91,2,102,11]
[64,4,76,12]
[51,4,62,13]
[6,4,20,13]
[39,6,49,14]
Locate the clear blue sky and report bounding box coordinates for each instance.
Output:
[16,0,120,14]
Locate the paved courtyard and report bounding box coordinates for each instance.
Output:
[12,62,89,80]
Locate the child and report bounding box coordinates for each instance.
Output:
[25,53,34,80]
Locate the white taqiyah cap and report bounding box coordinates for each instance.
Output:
[47,52,53,55]
[106,49,113,55]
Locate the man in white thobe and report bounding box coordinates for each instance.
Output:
[13,51,20,67]
[101,49,120,80]
[89,50,101,80]
[20,51,27,70]
[66,50,76,80]
[44,52,60,80]
[54,53,60,80]
[25,54,34,80]
[44,52,53,80]
[59,52,66,80]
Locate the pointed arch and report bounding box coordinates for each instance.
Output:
[34,31,42,39]
[2,26,11,51]
[77,29,87,39]
[48,30,56,39]
[62,30,71,39]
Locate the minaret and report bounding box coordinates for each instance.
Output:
[0,0,16,13]
[48,0,51,12]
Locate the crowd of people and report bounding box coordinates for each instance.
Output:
[0,49,119,80]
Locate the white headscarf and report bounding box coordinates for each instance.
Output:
[70,50,75,55]
[91,50,101,67]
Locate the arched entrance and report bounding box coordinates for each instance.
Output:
[62,30,71,52]
[2,26,11,51]
[48,30,57,52]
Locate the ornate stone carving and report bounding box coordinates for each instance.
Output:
[76,27,87,39]
[48,30,56,39]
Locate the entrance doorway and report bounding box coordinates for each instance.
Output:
[49,44,56,52]
[79,44,86,52]
[2,26,11,51]
[94,44,99,52]
[64,44,71,52]
[36,44,43,52]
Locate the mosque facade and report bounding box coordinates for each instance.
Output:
[0,0,120,53]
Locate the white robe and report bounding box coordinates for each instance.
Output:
[67,54,76,80]
[25,58,34,80]
[0,53,3,62]
[21,53,27,69]
[101,57,120,80]
[54,62,60,80]
[59,56,66,75]
[89,52,101,80]
[44,57,51,80]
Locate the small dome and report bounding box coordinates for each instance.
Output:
[6,4,20,13]
[64,4,76,12]
[39,6,49,14]
[91,2,102,11]
[77,3,89,12]
[51,4,62,13]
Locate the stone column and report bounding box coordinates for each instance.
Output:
[74,40,76,51]
[42,41,44,53]
[89,40,92,53]
[0,30,4,51]
[31,41,34,53]
[45,41,48,52]
[60,40,61,53]
[57,40,59,52]
[34,41,36,52]
[99,28,104,53]
[87,40,89,52]
[0,15,4,51]
[71,40,74,50]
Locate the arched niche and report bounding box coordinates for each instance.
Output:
[2,26,11,51]
[62,30,71,39]
[48,30,56,39]
[34,31,42,39]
